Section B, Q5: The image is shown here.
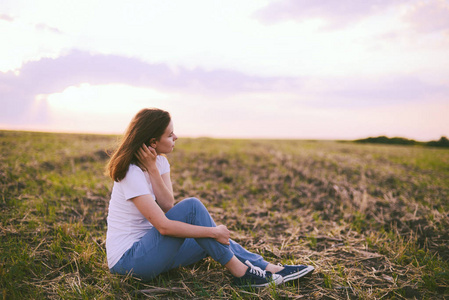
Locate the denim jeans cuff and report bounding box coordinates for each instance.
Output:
[215,250,234,266]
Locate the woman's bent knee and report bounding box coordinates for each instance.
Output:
[179,197,204,209]
[178,197,211,217]
[167,197,214,226]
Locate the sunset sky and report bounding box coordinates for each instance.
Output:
[1,0,448,140]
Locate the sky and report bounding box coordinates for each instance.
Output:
[0,0,448,140]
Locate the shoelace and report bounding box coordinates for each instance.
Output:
[245,260,266,278]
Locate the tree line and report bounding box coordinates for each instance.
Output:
[354,136,449,148]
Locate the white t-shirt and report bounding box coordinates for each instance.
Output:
[106,155,170,269]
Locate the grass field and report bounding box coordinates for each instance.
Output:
[1,130,448,299]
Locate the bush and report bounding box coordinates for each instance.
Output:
[426,136,449,148]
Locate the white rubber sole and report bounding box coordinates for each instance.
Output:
[238,274,284,288]
[282,265,315,282]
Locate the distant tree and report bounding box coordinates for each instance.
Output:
[426,136,449,148]
[354,136,417,145]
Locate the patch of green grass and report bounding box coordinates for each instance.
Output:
[1,131,448,299]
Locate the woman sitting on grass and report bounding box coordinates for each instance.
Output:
[105,108,314,287]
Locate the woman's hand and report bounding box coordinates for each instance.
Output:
[214,225,231,245]
[136,144,158,172]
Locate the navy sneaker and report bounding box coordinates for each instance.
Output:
[233,260,283,288]
[275,263,314,283]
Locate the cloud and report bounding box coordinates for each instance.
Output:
[1,50,447,129]
[404,0,449,33]
[0,13,62,33]
[0,50,303,123]
[320,76,449,107]
[0,14,14,22]
[2,49,303,94]
[254,0,409,28]
[35,23,62,34]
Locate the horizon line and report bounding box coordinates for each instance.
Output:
[0,127,445,143]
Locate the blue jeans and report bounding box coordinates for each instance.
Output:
[110,197,268,280]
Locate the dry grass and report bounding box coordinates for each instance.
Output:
[1,131,448,299]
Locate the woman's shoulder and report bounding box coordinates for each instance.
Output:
[128,163,143,171]
[156,155,170,174]
[125,164,145,178]
[156,155,169,163]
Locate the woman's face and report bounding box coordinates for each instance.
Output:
[154,120,177,154]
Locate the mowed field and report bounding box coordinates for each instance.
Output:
[1,130,448,299]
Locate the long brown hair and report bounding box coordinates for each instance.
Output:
[106,108,171,182]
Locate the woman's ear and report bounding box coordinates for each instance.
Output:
[149,138,157,148]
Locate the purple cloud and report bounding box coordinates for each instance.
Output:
[1,50,302,94]
[1,50,447,125]
[0,14,14,22]
[0,50,303,123]
[404,0,449,33]
[0,14,62,33]
[321,77,449,107]
[254,0,409,28]
[35,23,62,34]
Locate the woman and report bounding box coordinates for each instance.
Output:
[105,108,314,287]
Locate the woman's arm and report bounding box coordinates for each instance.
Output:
[132,194,230,244]
[136,145,174,212]
[147,167,175,212]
